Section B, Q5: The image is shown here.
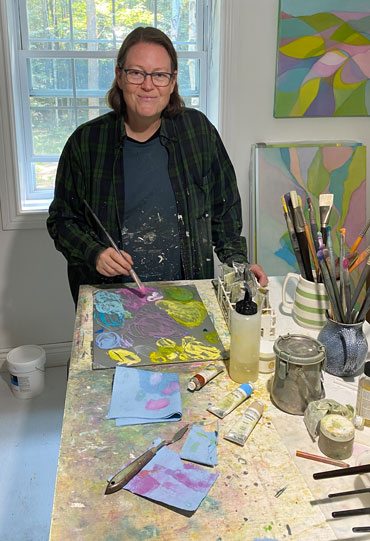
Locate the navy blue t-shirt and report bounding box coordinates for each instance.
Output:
[121,133,183,282]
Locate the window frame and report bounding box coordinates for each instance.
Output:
[0,0,216,230]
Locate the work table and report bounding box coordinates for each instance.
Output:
[49,278,370,540]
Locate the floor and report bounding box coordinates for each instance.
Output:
[0,366,67,541]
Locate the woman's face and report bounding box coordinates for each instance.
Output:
[116,42,177,125]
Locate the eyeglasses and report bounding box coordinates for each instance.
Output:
[118,65,174,87]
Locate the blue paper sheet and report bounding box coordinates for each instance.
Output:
[107,366,182,426]
[180,424,218,466]
[124,445,218,511]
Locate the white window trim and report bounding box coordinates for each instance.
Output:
[0,0,220,230]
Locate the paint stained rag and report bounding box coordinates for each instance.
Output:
[107,366,182,426]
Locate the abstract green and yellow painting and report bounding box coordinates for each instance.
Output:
[274,0,370,117]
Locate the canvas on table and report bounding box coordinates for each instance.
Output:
[92,282,227,369]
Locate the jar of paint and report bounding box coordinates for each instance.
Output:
[318,414,355,460]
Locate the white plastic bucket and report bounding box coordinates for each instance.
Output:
[6,345,46,399]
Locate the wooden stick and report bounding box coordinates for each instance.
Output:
[296,450,349,468]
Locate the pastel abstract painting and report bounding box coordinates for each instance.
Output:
[124,445,219,512]
[251,142,366,277]
[275,0,370,117]
[92,282,227,369]
[107,366,182,426]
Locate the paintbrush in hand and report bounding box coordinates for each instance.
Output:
[83,199,145,293]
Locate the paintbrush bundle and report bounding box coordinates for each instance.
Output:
[281,191,370,323]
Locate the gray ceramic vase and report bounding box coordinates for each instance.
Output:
[318,317,368,377]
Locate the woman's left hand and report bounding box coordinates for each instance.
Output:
[250,263,268,287]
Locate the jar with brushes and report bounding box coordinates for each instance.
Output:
[229,286,261,383]
[317,317,368,377]
[356,361,370,427]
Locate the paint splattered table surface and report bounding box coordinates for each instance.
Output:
[49,279,369,541]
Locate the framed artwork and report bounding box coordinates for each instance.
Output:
[92,283,227,369]
[250,142,367,277]
[275,0,370,117]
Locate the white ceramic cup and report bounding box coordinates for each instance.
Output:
[282,273,330,329]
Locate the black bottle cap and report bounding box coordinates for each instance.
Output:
[235,286,258,315]
[364,361,370,378]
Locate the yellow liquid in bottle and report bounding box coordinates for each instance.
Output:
[229,311,261,383]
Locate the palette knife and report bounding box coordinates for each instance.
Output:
[105,424,190,495]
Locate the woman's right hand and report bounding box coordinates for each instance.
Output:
[96,247,133,277]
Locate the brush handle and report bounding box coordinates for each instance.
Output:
[296,231,314,282]
[284,212,307,278]
[349,247,370,272]
[351,259,370,311]
[356,288,370,322]
[332,507,370,518]
[329,488,370,498]
[313,463,370,479]
[84,199,143,290]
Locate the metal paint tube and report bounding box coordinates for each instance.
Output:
[207,383,253,419]
[187,364,224,391]
[224,401,264,446]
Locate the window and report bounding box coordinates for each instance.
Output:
[0,0,218,228]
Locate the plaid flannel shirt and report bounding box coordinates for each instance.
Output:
[47,108,248,302]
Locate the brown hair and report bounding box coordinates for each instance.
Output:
[107,26,184,118]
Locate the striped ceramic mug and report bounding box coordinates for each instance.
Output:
[282,273,330,329]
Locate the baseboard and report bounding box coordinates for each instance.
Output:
[0,342,72,372]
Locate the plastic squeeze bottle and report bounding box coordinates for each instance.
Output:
[229,287,261,383]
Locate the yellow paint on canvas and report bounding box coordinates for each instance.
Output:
[156,299,207,327]
[279,36,325,59]
[333,65,363,90]
[291,78,320,116]
[149,336,221,364]
[108,349,141,365]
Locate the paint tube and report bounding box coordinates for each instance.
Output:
[224,400,264,446]
[187,364,224,391]
[207,383,253,419]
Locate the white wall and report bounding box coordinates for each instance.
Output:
[0,0,369,367]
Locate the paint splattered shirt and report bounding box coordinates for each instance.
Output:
[122,134,182,281]
[47,108,248,303]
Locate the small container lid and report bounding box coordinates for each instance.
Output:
[187,380,197,391]
[273,334,326,365]
[235,286,257,316]
[248,400,264,415]
[239,382,254,395]
[320,414,355,442]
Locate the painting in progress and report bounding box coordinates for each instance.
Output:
[275,0,370,117]
[92,283,227,369]
[251,143,366,276]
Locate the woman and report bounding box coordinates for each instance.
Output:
[47,26,267,305]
